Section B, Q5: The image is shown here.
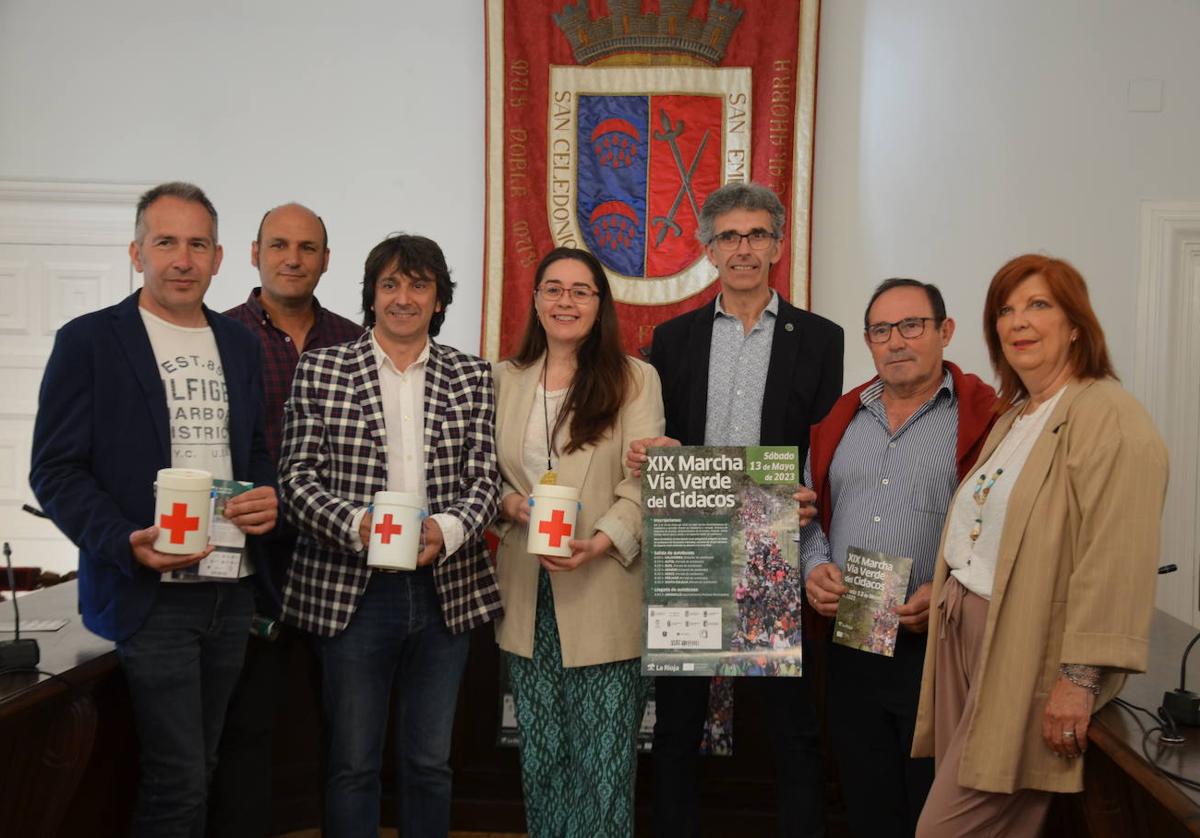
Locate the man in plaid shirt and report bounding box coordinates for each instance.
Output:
[278,233,502,838]
[211,203,361,838]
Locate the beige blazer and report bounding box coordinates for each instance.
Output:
[912,378,1168,793]
[492,355,665,667]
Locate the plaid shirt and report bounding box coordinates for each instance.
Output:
[278,332,502,636]
[224,289,362,466]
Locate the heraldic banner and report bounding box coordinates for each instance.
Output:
[483,0,821,359]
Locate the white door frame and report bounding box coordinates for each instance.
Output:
[0,179,149,245]
[1134,200,1200,626]
[0,179,148,573]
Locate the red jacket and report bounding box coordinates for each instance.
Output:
[801,355,998,648]
[808,361,997,535]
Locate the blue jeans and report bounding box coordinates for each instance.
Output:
[313,569,470,838]
[117,579,255,838]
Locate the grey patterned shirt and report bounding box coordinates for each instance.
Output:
[704,291,779,446]
[799,370,959,598]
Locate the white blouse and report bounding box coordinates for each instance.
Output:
[521,384,568,489]
[944,387,1066,599]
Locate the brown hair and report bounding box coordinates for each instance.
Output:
[360,234,454,336]
[983,254,1116,410]
[511,247,631,454]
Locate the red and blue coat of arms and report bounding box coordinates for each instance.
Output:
[485,0,819,358]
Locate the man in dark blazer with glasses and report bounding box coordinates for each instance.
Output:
[629,182,843,837]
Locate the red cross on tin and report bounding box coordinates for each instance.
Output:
[160,502,200,545]
[538,508,573,548]
[374,514,404,544]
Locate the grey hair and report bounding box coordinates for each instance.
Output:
[696,182,785,245]
[134,181,219,244]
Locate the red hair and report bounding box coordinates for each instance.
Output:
[983,254,1116,410]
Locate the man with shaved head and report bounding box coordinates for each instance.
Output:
[209,203,361,837]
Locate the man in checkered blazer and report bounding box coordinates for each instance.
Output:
[278,233,501,838]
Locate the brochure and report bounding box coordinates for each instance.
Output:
[831,546,913,657]
[171,479,252,581]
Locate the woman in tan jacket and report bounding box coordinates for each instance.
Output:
[913,254,1168,836]
[493,247,664,837]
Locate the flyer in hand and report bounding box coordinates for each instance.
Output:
[171,479,252,581]
[832,546,913,657]
[642,446,803,677]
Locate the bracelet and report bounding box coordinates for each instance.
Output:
[1059,663,1102,695]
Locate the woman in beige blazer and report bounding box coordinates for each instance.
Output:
[913,254,1168,836]
[493,247,665,837]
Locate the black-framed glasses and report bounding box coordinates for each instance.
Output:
[710,229,779,251]
[537,283,599,303]
[865,317,938,343]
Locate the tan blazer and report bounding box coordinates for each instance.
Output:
[492,355,665,667]
[912,378,1168,793]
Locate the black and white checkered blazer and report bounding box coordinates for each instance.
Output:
[278,332,502,636]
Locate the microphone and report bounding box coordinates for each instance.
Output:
[0,542,40,672]
[1163,630,1200,727]
[1157,563,1200,726]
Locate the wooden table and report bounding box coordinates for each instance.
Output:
[1052,608,1200,836]
[0,582,136,838]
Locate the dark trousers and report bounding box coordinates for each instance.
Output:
[652,675,825,837]
[207,625,302,838]
[827,630,933,838]
[313,569,470,838]
[117,579,255,838]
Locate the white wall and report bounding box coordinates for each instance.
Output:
[0,0,487,350]
[812,1,1200,388]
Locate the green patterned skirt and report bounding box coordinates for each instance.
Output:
[506,569,647,838]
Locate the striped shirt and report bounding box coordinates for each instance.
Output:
[800,370,959,597]
[705,291,778,445]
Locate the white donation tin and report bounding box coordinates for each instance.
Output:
[526,483,582,559]
[153,468,214,555]
[367,491,424,571]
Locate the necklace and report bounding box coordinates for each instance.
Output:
[969,468,1004,543]
[541,360,558,485]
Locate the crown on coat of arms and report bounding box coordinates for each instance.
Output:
[553,0,744,67]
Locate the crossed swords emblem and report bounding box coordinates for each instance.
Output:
[651,107,711,247]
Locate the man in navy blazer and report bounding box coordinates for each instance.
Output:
[630,182,844,837]
[30,182,277,838]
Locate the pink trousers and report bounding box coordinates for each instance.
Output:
[915,576,1053,838]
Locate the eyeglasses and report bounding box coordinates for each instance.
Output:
[865,317,938,343]
[537,284,599,303]
[710,230,779,251]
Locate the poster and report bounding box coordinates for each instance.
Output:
[642,445,804,676]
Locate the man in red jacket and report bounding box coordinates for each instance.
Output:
[802,279,996,838]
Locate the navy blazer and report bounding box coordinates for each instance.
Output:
[648,295,844,460]
[30,291,275,642]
